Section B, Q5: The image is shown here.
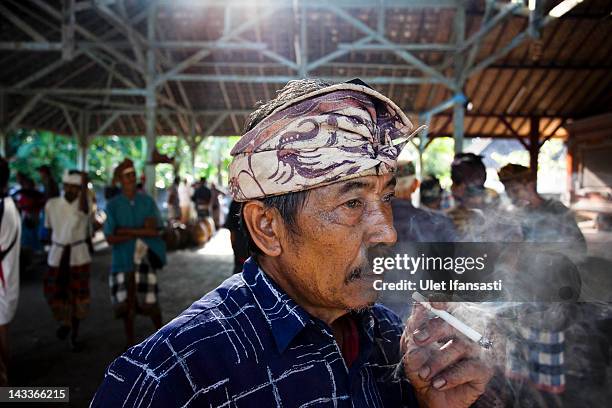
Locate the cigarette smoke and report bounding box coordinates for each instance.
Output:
[384,200,612,406]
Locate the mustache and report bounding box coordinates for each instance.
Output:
[345,244,392,283]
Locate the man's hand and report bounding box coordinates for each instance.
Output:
[401,301,492,408]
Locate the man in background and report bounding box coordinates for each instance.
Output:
[382,161,456,317]
[420,176,443,211]
[447,153,518,241]
[392,161,456,243]
[43,170,92,351]
[0,157,21,385]
[498,163,585,252]
[192,176,212,220]
[104,159,166,347]
[209,182,224,228]
[166,176,180,221]
[177,178,192,224]
[496,163,587,405]
[13,172,44,253]
[37,165,59,200]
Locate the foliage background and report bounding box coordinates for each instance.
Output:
[5,130,239,188]
[4,129,565,194]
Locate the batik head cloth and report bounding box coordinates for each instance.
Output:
[228,82,424,201]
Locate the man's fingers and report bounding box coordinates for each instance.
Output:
[402,346,429,374]
[407,302,430,333]
[418,338,471,381]
[410,316,457,347]
[407,299,455,333]
[430,358,493,393]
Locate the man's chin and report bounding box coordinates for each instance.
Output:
[344,278,380,310]
[347,302,376,314]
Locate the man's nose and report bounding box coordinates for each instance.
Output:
[366,202,397,246]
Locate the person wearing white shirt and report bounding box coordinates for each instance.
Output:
[0,157,21,385]
[43,170,92,351]
[177,178,192,223]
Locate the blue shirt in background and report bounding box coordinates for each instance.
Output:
[103,192,166,274]
[91,258,417,407]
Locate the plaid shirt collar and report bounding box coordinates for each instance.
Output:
[241,257,379,354]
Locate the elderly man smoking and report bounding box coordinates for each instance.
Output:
[92,79,492,407]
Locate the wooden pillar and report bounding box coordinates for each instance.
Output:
[528,117,540,185]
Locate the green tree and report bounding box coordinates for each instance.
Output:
[87,135,146,185]
[422,137,455,188]
[7,129,241,188]
[7,129,77,185]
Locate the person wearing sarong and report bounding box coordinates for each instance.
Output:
[0,157,21,385]
[497,163,587,405]
[43,170,92,351]
[103,159,166,348]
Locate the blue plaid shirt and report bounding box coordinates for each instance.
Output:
[91,258,417,407]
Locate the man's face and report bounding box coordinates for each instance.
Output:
[451,182,465,202]
[504,181,531,207]
[276,174,397,312]
[120,171,137,191]
[64,184,80,202]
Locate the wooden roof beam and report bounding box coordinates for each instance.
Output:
[326,4,456,90]
[32,0,145,75]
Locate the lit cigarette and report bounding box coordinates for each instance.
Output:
[412,292,493,349]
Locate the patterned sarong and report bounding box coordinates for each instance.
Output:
[109,254,160,319]
[506,326,565,394]
[43,244,90,325]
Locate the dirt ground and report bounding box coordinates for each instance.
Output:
[6,230,234,408]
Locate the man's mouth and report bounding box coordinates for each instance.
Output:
[346,267,367,283]
[346,244,392,284]
[346,268,379,285]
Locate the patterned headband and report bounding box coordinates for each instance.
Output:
[228,82,424,201]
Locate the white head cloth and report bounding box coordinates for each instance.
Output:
[62,171,82,186]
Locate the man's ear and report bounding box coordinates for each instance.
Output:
[242,201,283,257]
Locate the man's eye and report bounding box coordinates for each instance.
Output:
[345,199,363,209]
